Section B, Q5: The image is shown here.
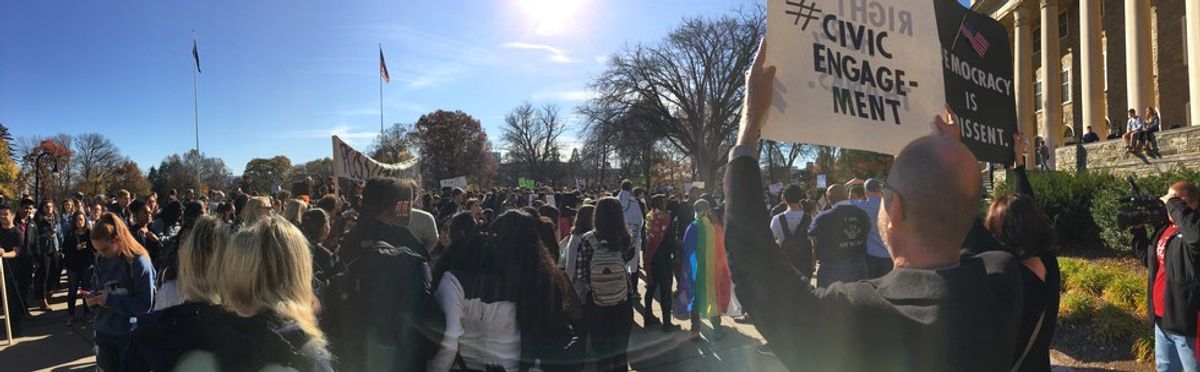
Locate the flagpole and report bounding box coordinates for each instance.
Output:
[379,44,384,136]
[193,30,201,192]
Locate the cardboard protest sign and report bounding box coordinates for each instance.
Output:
[762,0,1016,164]
[332,136,422,183]
[440,176,467,190]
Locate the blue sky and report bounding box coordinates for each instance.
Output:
[1,0,758,171]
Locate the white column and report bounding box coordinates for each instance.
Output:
[1124,0,1153,114]
[1187,0,1200,126]
[1040,0,1062,169]
[1080,0,1105,138]
[1014,6,1037,163]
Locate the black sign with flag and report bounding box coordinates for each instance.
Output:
[935,0,1018,165]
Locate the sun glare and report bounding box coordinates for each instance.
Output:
[519,0,586,36]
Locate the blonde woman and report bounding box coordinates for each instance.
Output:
[173,215,331,371]
[88,212,157,372]
[151,216,229,311]
[283,198,309,225]
[238,196,274,227]
[133,215,233,370]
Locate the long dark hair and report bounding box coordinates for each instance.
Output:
[985,193,1056,259]
[592,197,630,253]
[432,212,482,283]
[488,210,574,361]
[570,205,594,236]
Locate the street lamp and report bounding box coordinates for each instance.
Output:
[28,152,59,205]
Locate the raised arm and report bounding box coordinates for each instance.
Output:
[1009,131,1034,198]
[722,39,823,372]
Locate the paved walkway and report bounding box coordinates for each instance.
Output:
[0,284,97,372]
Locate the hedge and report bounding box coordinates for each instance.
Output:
[991,166,1200,253]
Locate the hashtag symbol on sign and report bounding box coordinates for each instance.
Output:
[785,0,822,31]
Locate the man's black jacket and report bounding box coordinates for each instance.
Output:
[1132,198,1200,336]
[723,150,1023,371]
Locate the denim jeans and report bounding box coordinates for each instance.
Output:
[816,257,868,288]
[1156,322,1199,372]
[65,267,92,316]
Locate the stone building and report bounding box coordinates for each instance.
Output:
[970,0,1200,170]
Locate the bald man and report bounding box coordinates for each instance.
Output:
[721,40,1022,371]
[808,183,870,287]
[1131,181,1200,370]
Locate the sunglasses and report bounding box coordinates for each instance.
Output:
[880,181,906,221]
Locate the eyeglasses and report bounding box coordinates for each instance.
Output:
[880,181,906,221]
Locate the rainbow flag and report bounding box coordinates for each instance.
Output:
[680,216,732,318]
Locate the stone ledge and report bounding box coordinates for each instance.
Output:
[1054,126,1200,176]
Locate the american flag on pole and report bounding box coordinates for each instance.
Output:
[192,39,201,73]
[379,47,390,84]
[959,22,990,58]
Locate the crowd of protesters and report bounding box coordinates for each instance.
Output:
[0,40,1197,372]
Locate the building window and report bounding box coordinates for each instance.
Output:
[1059,12,1069,39]
[1035,76,1044,111]
[1061,69,1071,102]
[1033,26,1041,54]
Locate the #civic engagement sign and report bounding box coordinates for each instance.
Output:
[762,0,1017,164]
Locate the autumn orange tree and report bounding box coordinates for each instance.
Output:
[411,109,496,189]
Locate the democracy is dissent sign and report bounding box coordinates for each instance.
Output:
[762,0,1017,164]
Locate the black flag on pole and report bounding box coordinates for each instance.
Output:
[192,39,201,74]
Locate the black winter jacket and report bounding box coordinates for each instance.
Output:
[1132,198,1200,337]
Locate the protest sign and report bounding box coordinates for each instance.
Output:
[440,176,467,190]
[816,174,827,189]
[769,183,785,195]
[761,0,1016,164]
[332,136,422,183]
[518,177,536,189]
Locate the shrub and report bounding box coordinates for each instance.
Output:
[1057,257,1086,291]
[991,170,1120,251]
[1092,166,1200,252]
[1101,272,1147,314]
[1066,264,1119,296]
[1092,303,1141,345]
[1059,290,1098,323]
[990,165,1200,255]
[1131,329,1155,363]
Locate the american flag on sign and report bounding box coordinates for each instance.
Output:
[959,22,990,58]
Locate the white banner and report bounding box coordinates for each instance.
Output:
[816,174,827,189]
[332,136,422,183]
[769,182,784,195]
[440,176,467,190]
[761,0,945,155]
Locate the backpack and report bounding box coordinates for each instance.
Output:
[586,235,630,307]
[778,213,814,276]
[323,238,444,372]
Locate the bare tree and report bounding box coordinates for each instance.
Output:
[370,123,417,163]
[73,133,125,196]
[762,141,813,184]
[584,10,764,186]
[501,103,567,183]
